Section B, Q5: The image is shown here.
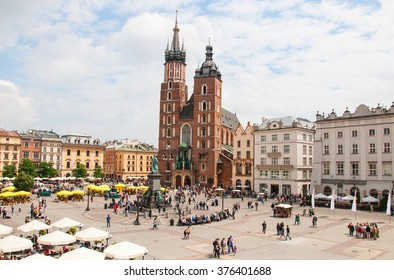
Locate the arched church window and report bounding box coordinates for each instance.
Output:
[167,103,172,112]
[167,128,171,138]
[181,124,192,146]
[202,101,207,111]
[167,92,172,100]
[168,81,172,89]
[202,84,207,95]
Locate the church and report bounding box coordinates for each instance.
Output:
[157,16,239,188]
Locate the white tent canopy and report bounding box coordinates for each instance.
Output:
[52,217,82,229]
[274,204,293,209]
[314,193,329,199]
[59,247,105,260]
[74,227,110,242]
[22,253,57,260]
[361,196,379,203]
[0,223,13,236]
[0,235,33,253]
[37,230,76,246]
[341,195,355,201]
[17,220,51,233]
[104,241,148,260]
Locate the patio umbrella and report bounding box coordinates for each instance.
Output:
[59,247,105,260]
[0,223,13,236]
[0,235,33,253]
[361,196,379,203]
[1,186,16,192]
[52,217,82,229]
[104,241,148,260]
[14,191,32,196]
[37,230,76,246]
[341,195,354,201]
[74,227,110,242]
[314,193,329,200]
[0,191,15,198]
[17,220,51,233]
[56,190,73,196]
[22,253,57,260]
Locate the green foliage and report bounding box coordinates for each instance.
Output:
[38,230,47,236]
[67,226,78,235]
[14,172,34,192]
[19,158,37,177]
[38,162,58,178]
[72,162,88,178]
[93,165,104,178]
[2,164,17,178]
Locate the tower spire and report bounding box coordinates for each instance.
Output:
[165,10,186,63]
[171,10,180,51]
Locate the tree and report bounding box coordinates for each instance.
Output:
[2,164,17,178]
[14,172,34,192]
[72,163,88,178]
[19,158,37,177]
[93,165,104,178]
[39,162,58,178]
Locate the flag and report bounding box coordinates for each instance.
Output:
[387,192,392,216]
[330,190,335,210]
[351,190,357,212]
[311,188,315,209]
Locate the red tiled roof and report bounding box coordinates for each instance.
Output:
[0,129,20,137]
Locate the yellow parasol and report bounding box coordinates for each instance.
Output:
[13,191,32,196]
[2,186,16,192]
[56,190,73,196]
[72,190,85,195]
[0,191,15,197]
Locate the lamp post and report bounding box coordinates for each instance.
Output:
[221,190,224,212]
[85,189,90,211]
[134,194,140,225]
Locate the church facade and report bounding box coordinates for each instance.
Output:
[157,18,239,188]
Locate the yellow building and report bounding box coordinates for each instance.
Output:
[104,140,158,181]
[61,135,105,177]
[0,129,21,176]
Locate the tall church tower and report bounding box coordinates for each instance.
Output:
[158,14,188,180]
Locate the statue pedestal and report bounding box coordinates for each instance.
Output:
[147,173,162,209]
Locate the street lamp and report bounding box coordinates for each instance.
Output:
[85,189,90,211]
[215,187,225,212]
[134,194,140,225]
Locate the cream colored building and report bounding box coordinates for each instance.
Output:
[0,129,21,176]
[104,140,158,181]
[254,117,315,196]
[312,103,394,199]
[233,122,255,190]
[60,134,105,177]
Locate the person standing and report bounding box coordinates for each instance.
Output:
[220,238,227,255]
[106,214,111,228]
[262,221,267,234]
[227,235,234,253]
[153,217,158,230]
[279,225,285,240]
[233,245,237,256]
[312,216,318,228]
[285,225,292,240]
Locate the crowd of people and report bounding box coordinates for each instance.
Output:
[347,222,380,240]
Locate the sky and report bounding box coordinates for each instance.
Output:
[1,0,393,146]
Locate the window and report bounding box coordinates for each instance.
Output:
[351,163,359,175]
[337,145,343,154]
[283,157,290,165]
[202,101,207,111]
[303,157,307,166]
[261,135,266,142]
[384,143,391,153]
[272,135,278,141]
[167,92,172,100]
[302,171,308,179]
[66,162,70,168]
[284,134,290,140]
[13,153,17,160]
[324,145,329,155]
[261,146,266,154]
[283,145,290,154]
[303,134,307,141]
[67,149,71,156]
[23,152,29,158]
[384,128,390,135]
[369,143,376,153]
[337,131,343,138]
[303,145,307,155]
[369,163,377,176]
[309,146,313,155]
[260,170,268,178]
[181,124,191,146]
[383,162,392,175]
[237,151,241,158]
[33,152,39,159]
[237,140,241,148]
[323,163,330,175]
[260,158,267,165]
[247,140,250,147]
[77,150,80,156]
[24,142,29,147]
[34,143,39,148]
[271,158,278,165]
[309,135,313,141]
[5,145,9,151]
[271,170,279,179]
[4,154,9,160]
[246,151,251,158]
[309,158,312,166]
[369,129,375,136]
[323,132,329,139]
[202,85,207,94]
[167,128,171,137]
[337,163,344,175]
[352,130,358,137]
[86,162,90,169]
[86,150,90,156]
[283,171,290,179]
[272,146,278,153]
[352,144,358,154]
[167,103,172,112]
[95,151,99,157]
[202,114,206,123]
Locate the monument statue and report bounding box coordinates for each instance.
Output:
[152,155,159,174]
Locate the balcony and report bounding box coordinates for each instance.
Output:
[267,152,282,158]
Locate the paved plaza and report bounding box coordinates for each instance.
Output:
[1,192,394,260]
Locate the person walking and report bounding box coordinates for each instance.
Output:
[227,235,234,253]
[262,221,267,234]
[279,225,285,240]
[152,217,159,230]
[312,216,318,228]
[233,245,237,256]
[106,214,111,228]
[285,225,292,240]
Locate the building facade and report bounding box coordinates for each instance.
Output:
[0,129,21,176]
[104,140,158,181]
[157,18,238,188]
[19,130,42,170]
[312,103,394,200]
[61,135,105,177]
[254,117,315,196]
[233,122,255,189]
